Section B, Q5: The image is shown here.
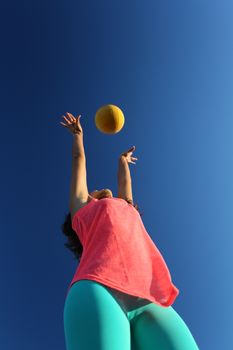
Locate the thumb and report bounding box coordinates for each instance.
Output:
[76,115,81,124]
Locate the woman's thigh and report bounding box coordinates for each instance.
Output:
[63,280,131,350]
[129,302,200,350]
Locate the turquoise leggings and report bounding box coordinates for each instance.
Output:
[63,280,199,350]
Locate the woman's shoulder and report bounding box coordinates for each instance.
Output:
[70,196,97,222]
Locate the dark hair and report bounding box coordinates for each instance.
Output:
[61,199,143,262]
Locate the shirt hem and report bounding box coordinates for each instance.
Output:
[67,274,179,308]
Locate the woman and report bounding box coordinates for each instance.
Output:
[60,112,200,350]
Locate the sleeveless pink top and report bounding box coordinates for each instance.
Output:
[67,197,179,307]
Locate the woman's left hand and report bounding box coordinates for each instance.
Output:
[120,146,138,164]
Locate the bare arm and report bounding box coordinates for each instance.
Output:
[69,134,89,211]
[118,156,131,182]
[60,113,89,211]
[117,156,133,203]
[72,133,85,157]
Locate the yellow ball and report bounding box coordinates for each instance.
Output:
[95,104,125,134]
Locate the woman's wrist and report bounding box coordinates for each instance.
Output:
[119,155,127,162]
[72,132,83,137]
[72,133,85,157]
[118,156,131,183]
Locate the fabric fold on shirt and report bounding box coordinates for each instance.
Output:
[67,197,179,307]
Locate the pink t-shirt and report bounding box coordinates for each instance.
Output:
[67,197,179,307]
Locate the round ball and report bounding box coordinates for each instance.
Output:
[95,104,125,134]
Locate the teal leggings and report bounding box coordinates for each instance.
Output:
[63,280,199,350]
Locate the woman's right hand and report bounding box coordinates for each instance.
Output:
[60,112,83,135]
[119,146,138,164]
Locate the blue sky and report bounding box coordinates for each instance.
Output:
[1,1,233,349]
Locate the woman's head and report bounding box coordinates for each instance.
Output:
[89,188,113,200]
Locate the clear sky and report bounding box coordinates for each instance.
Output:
[1,1,233,349]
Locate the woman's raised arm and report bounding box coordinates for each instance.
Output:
[60,113,89,211]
